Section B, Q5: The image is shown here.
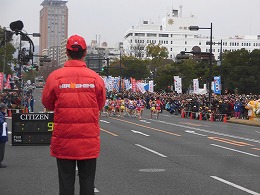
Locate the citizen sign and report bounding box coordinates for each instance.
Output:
[20,114,50,121]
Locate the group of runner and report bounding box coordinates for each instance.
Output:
[102,96,163,119]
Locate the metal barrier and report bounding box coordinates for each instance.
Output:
[7,108,28,117]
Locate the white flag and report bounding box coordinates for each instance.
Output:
[193,79,199,94]
[148,80,154,93]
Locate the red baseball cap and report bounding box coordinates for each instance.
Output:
[66,35,87,51]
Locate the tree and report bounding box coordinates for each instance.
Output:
[222,48,260,94]
[145,43,169,80]
[0,27,16,74]
[106,56,150,80]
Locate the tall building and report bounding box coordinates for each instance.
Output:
[39,0,68,56]
[123,9,260,60]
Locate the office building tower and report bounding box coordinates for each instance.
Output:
[39,0,68,55]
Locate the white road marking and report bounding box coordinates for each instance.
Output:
[131,130,150,136]
[140,120,151,124]
[135,144,167,158]
[255,131,260,134]
[151,119,260,144]
[100,120,110,124]
[211,176,260,195]
[161,114,171,117]
[211,144,260,157]
[185,130,207,137]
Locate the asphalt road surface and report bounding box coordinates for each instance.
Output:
[1,88,260,195]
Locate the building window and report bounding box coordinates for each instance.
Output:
[134,33,145,37]
[159,34,169,37]
[147,33,157,37]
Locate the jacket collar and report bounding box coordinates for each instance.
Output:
[64,60,86,68]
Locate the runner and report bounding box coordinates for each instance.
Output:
[149,98,156,119]
[155,98,163,119]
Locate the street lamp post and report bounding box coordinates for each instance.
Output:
[215,40,223,93]
[189,23,213,109]
[10,20,40,108]
[206,39,223,94]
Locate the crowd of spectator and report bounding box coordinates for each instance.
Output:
[0,83,36,112]
[107,90,260,121]
[1,86,259,120]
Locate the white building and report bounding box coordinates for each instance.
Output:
[123,9,260,60]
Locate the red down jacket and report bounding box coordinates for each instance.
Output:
[42,60,106,160]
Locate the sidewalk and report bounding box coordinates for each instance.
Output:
[228,117,260,127]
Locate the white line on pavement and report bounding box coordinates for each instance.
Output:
[131,130,150,136]
[140,120,151,124]
[211,176,260,195]
[211,144,260,157]
[135,144,167,158]
[100,120,110,124]
[151,119,260,144]
[185,130,207,136]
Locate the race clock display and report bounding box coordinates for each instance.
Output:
[12,113,54,146]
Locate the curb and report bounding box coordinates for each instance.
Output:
[228,118,260,127]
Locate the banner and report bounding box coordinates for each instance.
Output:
[0,72,3,91]
[213,76,221,94]
[174,76,179,91]
[102,76,151,93]
[131,78,136,92]
[174,76,182,94]
[148,80,154,93]
[124,79,131,91]
[193,78,199,94]
[4,74,11,89]
[136,82,146,94]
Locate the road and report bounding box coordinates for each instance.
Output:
[1,88,260,195]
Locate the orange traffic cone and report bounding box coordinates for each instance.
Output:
[181,109,185,118]
[8,109,12,117]
[210,113,214,122]
[190,112,193,119]
[199,112,202,120]
[223,114,227,123]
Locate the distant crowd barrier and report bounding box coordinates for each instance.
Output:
[7,108,29,117]
[181,110,227,123]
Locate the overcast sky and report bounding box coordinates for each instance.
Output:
[1,0,260,47]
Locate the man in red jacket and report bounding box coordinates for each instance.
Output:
[42,35,106,195]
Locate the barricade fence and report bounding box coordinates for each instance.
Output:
[7,108,29,117]
[181,110,227,122]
